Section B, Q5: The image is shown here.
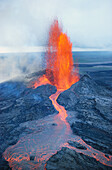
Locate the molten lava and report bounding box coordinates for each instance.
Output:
[34,19,79,90]
[3,19,112,169]
[33,75,51,89]
[53,32,78,90]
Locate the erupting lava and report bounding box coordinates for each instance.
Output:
[33,19,79,90]
[3,19,112,170]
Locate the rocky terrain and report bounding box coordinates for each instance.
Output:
[57,74,112,154]
[0,72,57,169]
[0,71,112,169]
[46,147,112,170]
[46,74,112,170]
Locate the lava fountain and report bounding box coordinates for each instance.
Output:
[33,19,79,90]
[33,19,79,123]
[3,20,112,169]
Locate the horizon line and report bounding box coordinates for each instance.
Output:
[0,46,112,53]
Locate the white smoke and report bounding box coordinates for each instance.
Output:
[0,52,43,83]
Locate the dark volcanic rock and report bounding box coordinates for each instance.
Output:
[0,159,11,170]
[88,70,112,89]
[46,147,111,170]
[0,77,57,168]
[57,74,112,155]
[0,82,57,123]
[68,141,86,150]
[0,81,26,100]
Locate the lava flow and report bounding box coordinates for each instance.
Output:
[3,19,112,170]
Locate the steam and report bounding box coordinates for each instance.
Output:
[0,53,43,83]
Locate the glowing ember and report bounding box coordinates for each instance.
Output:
[34,19,79,90]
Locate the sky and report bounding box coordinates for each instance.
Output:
[0,0,112,82]
[0,0,112,49]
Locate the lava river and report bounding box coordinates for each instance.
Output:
[3,89,112,169]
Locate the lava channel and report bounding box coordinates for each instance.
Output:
[3,90,112,169]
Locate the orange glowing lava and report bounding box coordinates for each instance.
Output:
[50,90,67,121]
[53,32,79,90]
[33,75,51,89]
[34,19,79,90]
